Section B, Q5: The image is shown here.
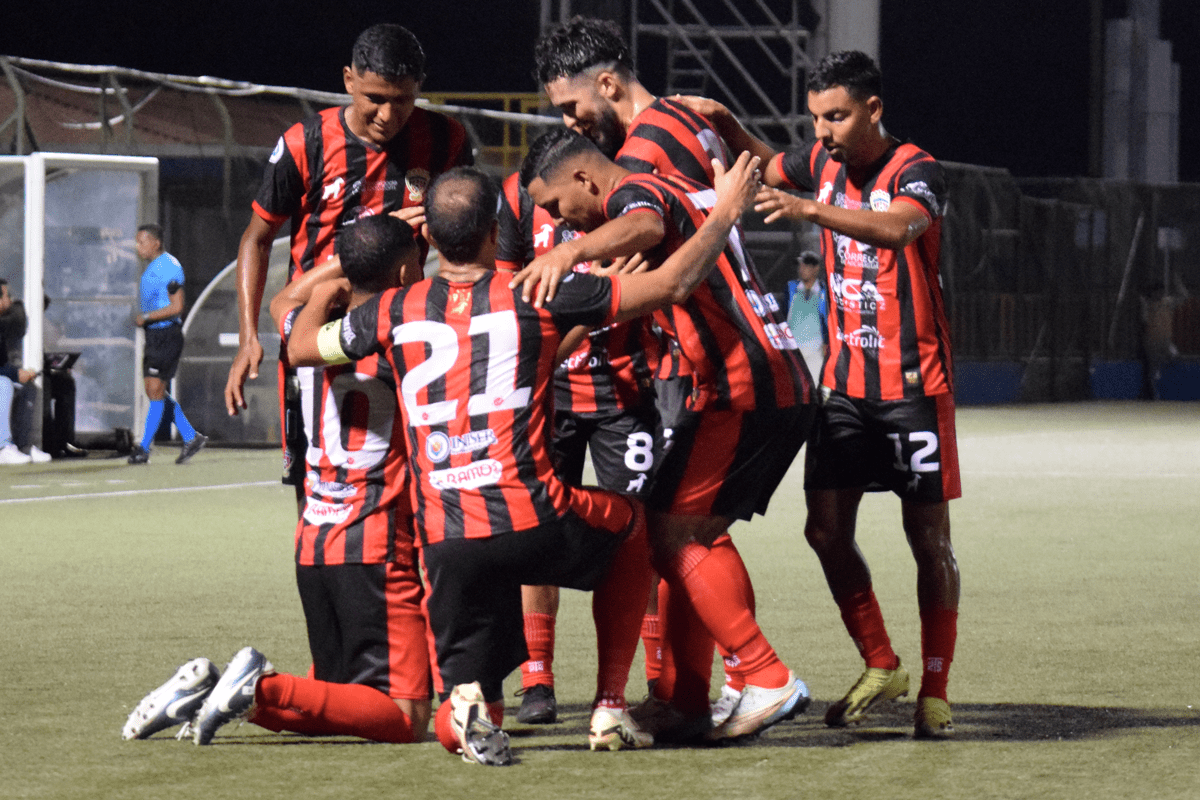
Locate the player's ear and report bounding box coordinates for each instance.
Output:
[420,223,436,250]
[342,66,356,95]
[867,95,883,125]
[596,71,621,101]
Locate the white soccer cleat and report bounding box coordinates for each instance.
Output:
[710,683,742,728]
[0,444,31,465]
[449,682,512,766]
[192,646,273,745]
[122,658,221,740]
[588,706,654,751]
[708,672,810,741]
[25,445,52,463]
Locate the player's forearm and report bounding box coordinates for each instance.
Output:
[234,227,273,346]
[564,212,664,265]
[268,259,343,324]
[800,200,929,251]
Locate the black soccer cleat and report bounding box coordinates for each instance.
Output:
[516,683,557,725]
[127,445,150,465]
[176,433,208,465]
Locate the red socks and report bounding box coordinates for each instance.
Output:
[835,589,900,670]
[918,607,958,700]
[660,540,789,701]
[250,673,415,743]
[640,613,661,684]
[519,613,556,689]
[591,515,653,708]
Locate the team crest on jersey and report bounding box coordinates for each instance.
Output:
[269,136,286,164]
[405,168,431,203]
[870,189,891,212]
[905,370,922,386]
[425,432,451,463]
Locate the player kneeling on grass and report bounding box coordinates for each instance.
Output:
[123,216,434,746]
[280,157,762,765]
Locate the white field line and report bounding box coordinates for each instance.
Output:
[0,480,277,505]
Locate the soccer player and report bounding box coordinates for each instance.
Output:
[128,224,207,465]
[516,128,817,743]
[682,51,961,738]
[536,14,761,719]
[283,156,763,763]
[123,216,431,746]
[496,171,659,724]
[222,23,471,506]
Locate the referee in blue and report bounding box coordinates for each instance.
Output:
[130,224,206,465]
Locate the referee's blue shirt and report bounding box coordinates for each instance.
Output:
[139,252,184,329]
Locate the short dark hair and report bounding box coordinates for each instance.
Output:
[336,215,417,293]
[352,24,425,83]
[426,167,499,264]
[519,127,601,188]
[136,223,163,242]
[806,50,882,102]
[534,16,635,85]
[799,250,820,266]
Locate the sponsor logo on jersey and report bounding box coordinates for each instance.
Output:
[837,325,885,350]
[745,289,766,317]
[533,223,555,251]
[348,178,399,197]
[833,233,879,272]
[305,472,357,499]
[835,192,863,210]
[765,292,781,313]
[322,177,345,202]
[269,137,286,164]
[428,458,503,491]
[405,168,431,203]
[817,181,834,204]
[829,274,886,313]
[870,189,891,212]
[303,498,354,526]
[345,206,377,222]
[425,429,499,463]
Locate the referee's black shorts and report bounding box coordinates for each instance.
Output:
[142,323,184,380]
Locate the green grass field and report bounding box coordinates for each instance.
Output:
[2,402,1197,799]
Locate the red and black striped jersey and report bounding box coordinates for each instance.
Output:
[604,173,812,412]
[775,142,952,400]
[281,307,411,566]
[496,172,653,415]
[616,97,729,380]
[617,97,729,186]
[254,106,472,282]
[337,271,621,547]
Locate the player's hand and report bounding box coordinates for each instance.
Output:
[134,314,146,328]
[754,185,810,225]
[224,337,264,416]
[17,368,37,383]
[509,247,578,308]
[389,205,427,230]
[711,152,762,221]
[591,253,653,277]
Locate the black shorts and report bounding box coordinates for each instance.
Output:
[142,324,184,380]
[804,390,962,502]
[649,387,815,520]
[419,496,640,699]
[295,561,431,700]
[552,404,658,497]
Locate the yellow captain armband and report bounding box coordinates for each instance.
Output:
[316,319,352,365]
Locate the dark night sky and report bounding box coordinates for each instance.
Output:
[1,0,1196,180]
